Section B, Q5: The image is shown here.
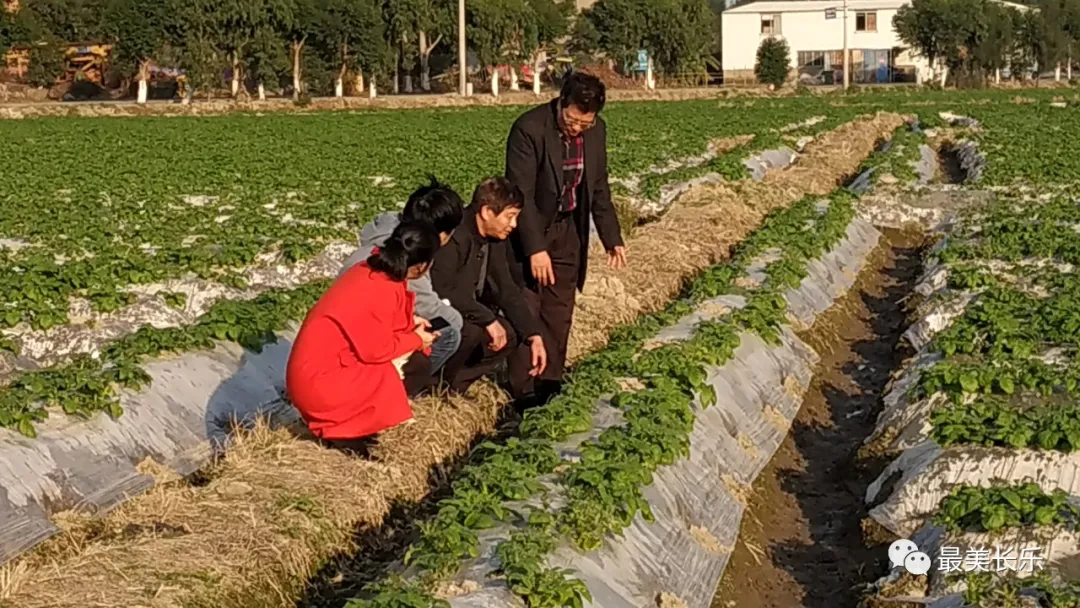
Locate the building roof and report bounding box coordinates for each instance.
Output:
[725,0,1032,12]
[725,0,905,13]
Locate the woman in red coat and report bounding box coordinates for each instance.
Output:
[286,221,442,448]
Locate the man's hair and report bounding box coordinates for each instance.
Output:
[402,175,465,235]
[559,72,606,114]
[471,177,524,215]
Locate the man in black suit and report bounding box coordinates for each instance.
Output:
[430,177,547,395]
[504,72,627,407]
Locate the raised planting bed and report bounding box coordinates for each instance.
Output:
[857,188,1080,607]
[345,187,884,608]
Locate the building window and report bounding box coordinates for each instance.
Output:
[761,14,782,35]
[856,11,877,32]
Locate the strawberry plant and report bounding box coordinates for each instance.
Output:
[0,280,329,436]
[494,510,592,608]
[931,395,1080,452]
[934,483,1080,533]
[346,576,451,608]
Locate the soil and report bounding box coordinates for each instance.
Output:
[935,142,968,185]
[712,228,924,608]
[292,412,525,608]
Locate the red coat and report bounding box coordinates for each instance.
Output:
[286,263,422,440]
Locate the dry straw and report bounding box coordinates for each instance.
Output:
[0,112,906,608]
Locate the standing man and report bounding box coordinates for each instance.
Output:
[505,72,627,408]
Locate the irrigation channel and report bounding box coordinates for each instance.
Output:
[712,227,924,607]
[712,130,980,606]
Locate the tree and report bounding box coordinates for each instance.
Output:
[577,0,714,77]
[384,0,453,92]
[7,3,70,88]
[102,0,171,103]
[283,0,318,99]
[311,0,389,96]
[578,0,650,68]
[23,42,66,87]
[649,0,713,77]
[754,36,789,88]
[1011,8,1040,79]
[247,21,290,99]
[1033,0,1070,80]
[216,0,295,98]
[1066,0,1080,78]
[974,2,1017,84]
[526,0,572,86]
[168,0,228,100]
[894,0,991,86]
[1,9,20,56]
[467,0,534,71]
[17,0,105,43]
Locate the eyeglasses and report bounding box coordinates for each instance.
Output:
[561,106,596,131]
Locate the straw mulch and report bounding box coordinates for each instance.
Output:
[569,111,909,361]
[0,111,906,608]
[0,386,505,608]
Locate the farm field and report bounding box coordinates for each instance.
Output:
[1,88,1080,608]
[852,150,1080,605]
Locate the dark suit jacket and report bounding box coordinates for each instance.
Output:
[505,99,624,291]
[430,206,541,340]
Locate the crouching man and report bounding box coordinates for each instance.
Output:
[431,177,547,395]
[341,177,465,388]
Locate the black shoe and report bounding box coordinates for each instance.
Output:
[512,392,542,415]
[535,379,564,402]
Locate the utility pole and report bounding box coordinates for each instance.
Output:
[842,0,849,90]
[458,0,467,96]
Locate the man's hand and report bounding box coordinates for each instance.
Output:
[530,251,555,286]
[607,245,627,270]
[486,320,508,352]
[414,315,431,329]
[527,336,548,377]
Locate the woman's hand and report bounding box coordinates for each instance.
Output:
[414,324,439,350]
[414,315,431,329]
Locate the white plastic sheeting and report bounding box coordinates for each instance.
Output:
[744,147,798,182]
[0,328,302,564]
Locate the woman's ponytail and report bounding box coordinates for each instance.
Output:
[368,220,440,281]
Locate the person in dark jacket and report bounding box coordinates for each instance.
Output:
[431,177,547,395]
[504,72,626,406]
[340,177,465,376]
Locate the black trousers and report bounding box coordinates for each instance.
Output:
[442,317,520,395]
[510,215,580,398]
[402,351,434,397]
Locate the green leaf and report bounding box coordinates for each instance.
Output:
[17,418,36,438]
[960,373,979,393]
[1000,489,1024,510]
[998,376,1015,394]
[1034,505,1057,525]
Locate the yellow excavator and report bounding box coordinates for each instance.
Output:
[2,1,112,86]
[65,42,112,85]
[2,42,111,85]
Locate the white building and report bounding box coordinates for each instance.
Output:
[721,0,930,85]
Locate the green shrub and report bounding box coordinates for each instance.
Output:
[755,37,791,89]
[25,43,67,89]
